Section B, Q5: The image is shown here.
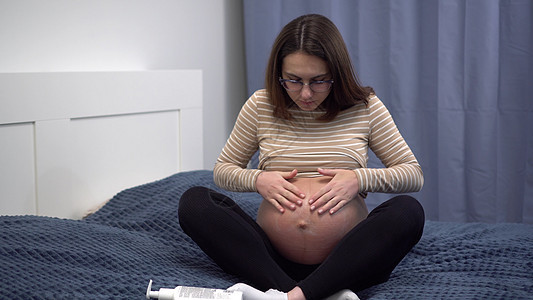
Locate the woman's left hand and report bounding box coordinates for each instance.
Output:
[309,168,359,215]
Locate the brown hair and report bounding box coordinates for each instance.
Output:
[265,14,373,121]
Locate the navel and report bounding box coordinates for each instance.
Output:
[297,219,309,230]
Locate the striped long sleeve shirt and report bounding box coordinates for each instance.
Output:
[214,89,423,197]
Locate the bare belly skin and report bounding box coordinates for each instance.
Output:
[256,176,368,265]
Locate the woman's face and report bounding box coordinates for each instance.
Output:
[281,52,332,111]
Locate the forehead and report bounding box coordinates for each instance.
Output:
[281,52,329,78]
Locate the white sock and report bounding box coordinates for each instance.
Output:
[227,283,288,300]
[323,289,360,300]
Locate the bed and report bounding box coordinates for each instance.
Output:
[0,170,531,299]
[0,70,203,219]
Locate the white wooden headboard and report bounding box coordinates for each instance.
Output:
[0,70,203,219]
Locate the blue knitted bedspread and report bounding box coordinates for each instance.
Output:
[1,170,532,299]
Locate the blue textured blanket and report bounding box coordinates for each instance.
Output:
[1,170,532,299]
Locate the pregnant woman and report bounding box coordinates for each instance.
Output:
[178,14,425,300]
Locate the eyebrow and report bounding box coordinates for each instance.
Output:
[283,72,330,80]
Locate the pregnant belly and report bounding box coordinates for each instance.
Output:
[256,176,368,265]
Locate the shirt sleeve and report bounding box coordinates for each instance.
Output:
[353,96,424,194]
[213,93,263,192]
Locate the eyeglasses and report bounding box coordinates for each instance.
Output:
[279,77,334,93]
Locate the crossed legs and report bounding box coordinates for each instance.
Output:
[178,187,424,300]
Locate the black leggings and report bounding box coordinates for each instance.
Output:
[178,187,424,300]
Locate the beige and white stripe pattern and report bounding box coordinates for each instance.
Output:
[214,89,423,196]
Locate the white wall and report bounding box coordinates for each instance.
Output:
[0,0,247,169]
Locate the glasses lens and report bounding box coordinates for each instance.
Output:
[310,82,331,92]
[283,80,302,91]
[280,79,333,92]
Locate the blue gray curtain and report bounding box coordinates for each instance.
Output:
[243,0,533,223]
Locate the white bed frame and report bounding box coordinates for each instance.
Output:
[0,70,203,219]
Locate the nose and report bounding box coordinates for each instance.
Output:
[300,83,313,99]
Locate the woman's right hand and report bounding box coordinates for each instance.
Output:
[256,169,306,213]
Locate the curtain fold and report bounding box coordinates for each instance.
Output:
[243,0,533,223]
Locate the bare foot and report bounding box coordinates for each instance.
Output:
[287,286,306,300]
